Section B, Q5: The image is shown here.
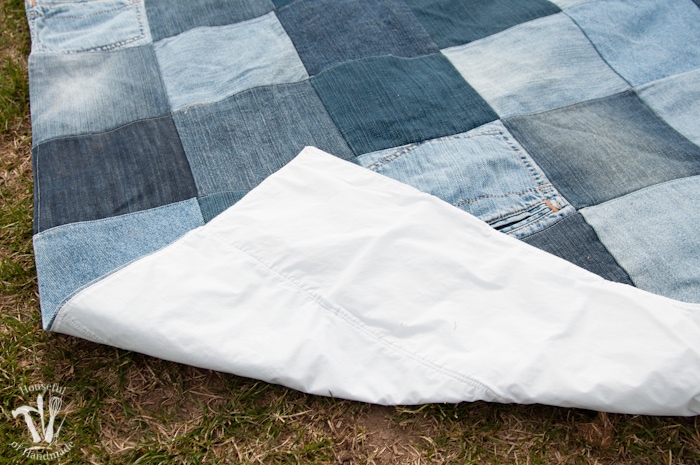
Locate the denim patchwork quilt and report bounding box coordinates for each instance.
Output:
[26,0,700,415]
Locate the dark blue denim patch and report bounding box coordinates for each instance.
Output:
[694,0,700,8]
[33,116,198,233]
[311,54,497,155]
[29,45,170,145]
[404,0,560,49]
[277,0,438,76]
[198,191,248,223]
[504,90,700,209]
[522,213,633,285]
[273,0,295,7]
[145,0,275,41]
[174,81,355,196]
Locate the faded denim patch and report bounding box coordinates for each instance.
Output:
[522,213,633,284]
[26,0,151,54]
[581,176,700,303]
[568,0,700,86]
[312,54,497,155]
[34,199,204,328]
[155,12,308,112]
[29,45,170,144]
[174,81,354,196]
[355,121,574,239]
[637,69,700,148]
[443,14,629,118]
[277,0,438,75]
[505,91,700,209]
[145,0,274,41]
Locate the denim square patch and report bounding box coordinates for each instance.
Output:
[581,176,700,303]
[174,81,354,196]
[26,0,150,54]
[33,116,198,233]
[155,12,308,112]
[522,213,633,285]
[637,69,700,148]
[312,54,497,155]
[443,14,629,118]
[34,199,204,327]
[404,0,560,49]
[505,91,700,209]
[276,0,438,76]
[568,0,700,86]
[29,45,170,145]
[145,0,274,41]
[355,121,574,239]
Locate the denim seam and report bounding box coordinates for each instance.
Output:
[632,87,700,149]
[56,314,108,345]
[583,173,700,210]
[563,10,633,88]
[206,230,499,397]
[34,143,43,234]
[500,201,572,236]
[32,114,173,149]
[454,185,552,208]
[365,130,503,171]
[34,198,201,239]
[178,79,311,115]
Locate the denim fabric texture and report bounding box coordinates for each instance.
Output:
[405,0,560,48]
[312,54,497,155]
[34,199,204,327]
[567,0,700,86]
[443,14,629,118]
[277,0,438,76]
[29,45,170,144]
[522,213,633,284]
[33,116,197,233]
[27,0,700,334]
[155,13,308,111]
[198,192,248,223]
[174,81,354,196]
[145,0,274,41]
[505,91,700,209]
[581,176,700,303]
[637,69,700,147]
[26,0,151,54]
[355,121,574,239]
[273,0,295,8]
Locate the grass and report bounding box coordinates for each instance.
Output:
[1,0,699,463]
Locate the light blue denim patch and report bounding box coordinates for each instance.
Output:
[26,0,151,54]
[154,12,308,112]
[581,176,700,304]
[174,80,354,196]
[637,69,700,148]
[442,13,629,118]
[355,121,574,239]
[567,0,700,86]
[29,44,170,145]
[34,199,204,329]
